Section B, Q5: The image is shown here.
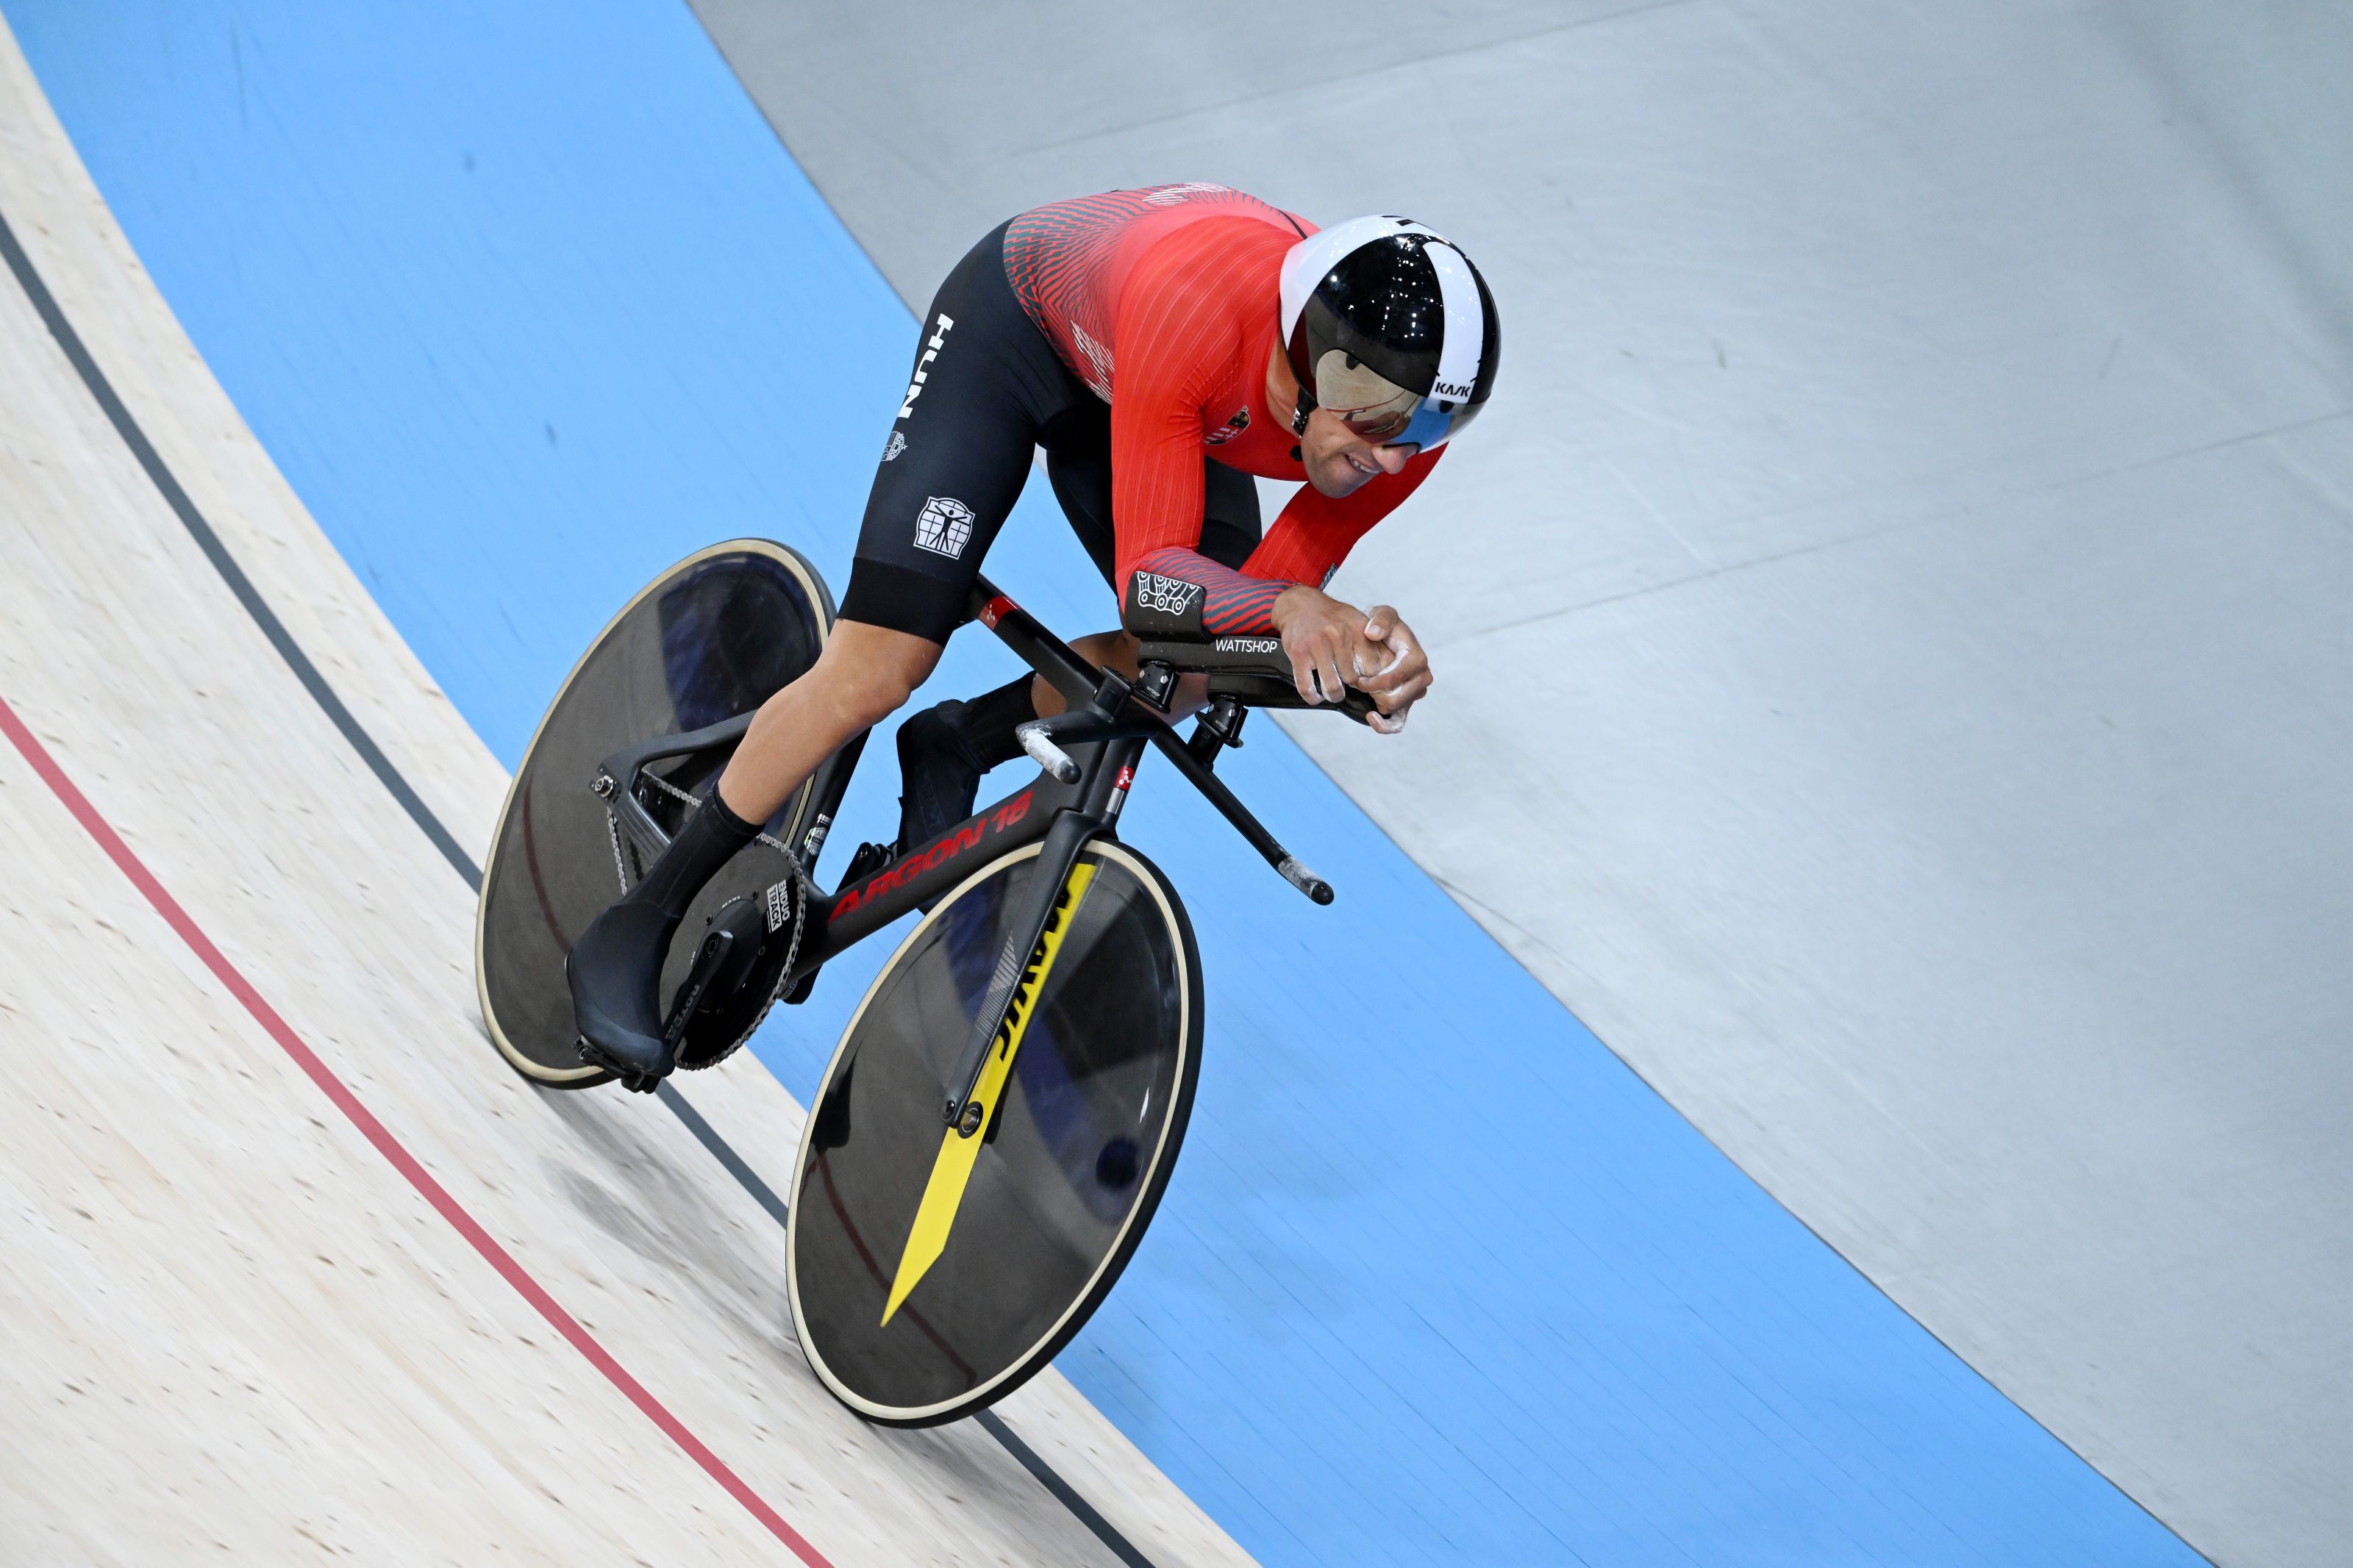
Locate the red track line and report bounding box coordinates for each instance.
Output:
[0,694,835,1567]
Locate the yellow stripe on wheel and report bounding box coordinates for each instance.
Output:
[882,861,1097,1326]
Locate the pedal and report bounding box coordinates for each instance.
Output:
[574,1034,669,1094]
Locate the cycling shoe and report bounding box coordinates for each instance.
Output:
[895,700,984,854]
[565,898,681,1087]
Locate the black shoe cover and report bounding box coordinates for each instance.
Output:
[567,790,761,1089]
[895,701,985,854]
[566,899,682,1085]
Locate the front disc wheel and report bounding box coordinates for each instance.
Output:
[786,838,1203,1425]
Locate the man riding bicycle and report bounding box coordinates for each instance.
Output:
[568,184,1502,1082]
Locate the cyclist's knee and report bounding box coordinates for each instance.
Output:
[818,621,940,726]
[1068,628,1139,674]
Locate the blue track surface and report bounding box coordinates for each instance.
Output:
[13,4,2199,1562]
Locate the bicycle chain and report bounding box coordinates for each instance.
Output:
[603,803,632,897]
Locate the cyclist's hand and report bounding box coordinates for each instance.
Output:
[1355,605,1432,734]
[1269,587,1430,731]
[1270,584,1374,710]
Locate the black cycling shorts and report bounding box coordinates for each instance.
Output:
[838,220,1261,644]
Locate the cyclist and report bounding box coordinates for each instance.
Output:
[568,185,1502,1081]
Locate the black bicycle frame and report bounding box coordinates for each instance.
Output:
[601,573,1334,1130]
[785,583,1139,965]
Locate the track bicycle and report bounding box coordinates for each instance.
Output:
[474,540,1375,1425]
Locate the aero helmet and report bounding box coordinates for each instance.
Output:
[1279,215,1500,451]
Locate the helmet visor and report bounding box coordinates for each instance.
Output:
[1311,349,1421,443]
[1311,348,1482,451]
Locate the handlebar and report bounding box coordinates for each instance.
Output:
[1015,720,1081,784]
[1131,637,1385,726]
[969,578,1355,906]
[1277,856,1335,906]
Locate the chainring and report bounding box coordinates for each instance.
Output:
[675,868,808,1071]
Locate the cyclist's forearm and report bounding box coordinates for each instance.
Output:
[1119,546,1288,639]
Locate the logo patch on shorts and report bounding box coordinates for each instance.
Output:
[882,430,907,462]
[914,495,976,559]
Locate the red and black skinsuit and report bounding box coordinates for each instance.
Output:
[840,185,1440,643]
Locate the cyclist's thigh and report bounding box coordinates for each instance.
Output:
[1044,440,1265,583]
[843,221,1080,644]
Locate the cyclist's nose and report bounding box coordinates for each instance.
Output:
[1372,443,1418,475]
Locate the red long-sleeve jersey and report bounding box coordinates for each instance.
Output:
[1004,187,1440,635]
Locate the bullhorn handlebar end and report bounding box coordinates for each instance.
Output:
[1278,856,1335,905]
[1016,720,1082,784]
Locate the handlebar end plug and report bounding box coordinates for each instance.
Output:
[1278,856,1335,906]
[1016,721,1082,785]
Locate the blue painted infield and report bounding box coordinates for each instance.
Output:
[15,3,2197,1562]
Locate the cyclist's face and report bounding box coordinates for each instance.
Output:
[1268,343,1420,497]
[1299,407,1419,498]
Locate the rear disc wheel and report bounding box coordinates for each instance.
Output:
[473,539,832,1085]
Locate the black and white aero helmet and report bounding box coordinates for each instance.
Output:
[1278,215,1501,451]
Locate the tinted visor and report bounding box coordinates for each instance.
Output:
[1310,348,1420,442]
[1309,346,1484,451]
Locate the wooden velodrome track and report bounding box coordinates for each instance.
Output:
[0,21,1249,1564]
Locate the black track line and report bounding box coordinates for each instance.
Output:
[0,208,479,891]
[654,1081,791,1230]
[975,1410,1156,1568]
[1,198,1160,1568]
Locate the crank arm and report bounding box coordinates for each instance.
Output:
[660,926,739,1050]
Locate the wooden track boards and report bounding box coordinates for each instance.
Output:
[0,18,1252,1565]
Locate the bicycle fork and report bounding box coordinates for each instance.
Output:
[882,740,1132,1325]
[939,759,1129,1134]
